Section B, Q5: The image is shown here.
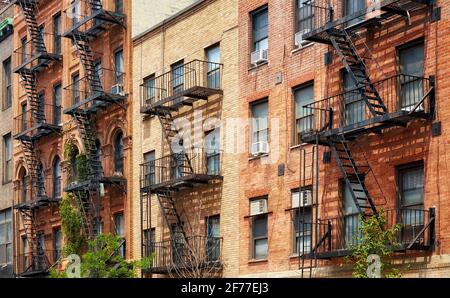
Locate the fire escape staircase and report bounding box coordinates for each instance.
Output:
[70,110,103,240]
[328,136,377,216]
[329,28,387,118]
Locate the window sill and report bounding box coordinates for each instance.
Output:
[248,259,268,265]
[291,43,314,55]
[248,154,269,161]
[248,61,268,72]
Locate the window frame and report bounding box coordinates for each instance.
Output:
[53,13,62,55]
[397,161,425,209]
[293,82,314,145]
[53,83,62,125]
[250,99,269,145]
[143,74,156,105]
[251,213,268,260]
[0,208,12,265]
[3,133,12,184]
[114,131,124,174]
[52,156,62,199]
[251,6,269,52]
[2,57,12,110]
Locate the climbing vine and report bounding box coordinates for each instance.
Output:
[346,211,402,278]
[60,193,83,257]
[76,154,89,182]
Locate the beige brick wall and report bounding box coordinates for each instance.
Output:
[0,4,14,212]
[131,0,240,276]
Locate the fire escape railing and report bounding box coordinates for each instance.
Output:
[13,32,62,73]
[16,250,60,277]
[144,236,223,274]
[301,74,435,136]
[302,208,435,259]
[140,149,223,192]
[14,177,61,210]
[300,0,434,43]
[140,60,223,114]
[14,104,62,139]
[63,68,126,113]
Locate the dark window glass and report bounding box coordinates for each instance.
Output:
[52,157,61,199]
[171,61,184,95]
[252,7,268,51]
[53,84,62,125]
[252,213,268,260]
[3,58,12,109]
[114,132,124,174]
[53,14,61,54]
[294,84,314,143]
[399,43,425,110]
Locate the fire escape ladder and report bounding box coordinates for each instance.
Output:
[17,0,48,55]
[156,190,188,243]
[71,31,103,95]
[71,110,102,240]
[328,136,377,216]
[158,112,195,174]
[328,28,387,117]
[20,70,45,123]
[20,209,38,264]
[73,189,96,240]
[20,138,46,199]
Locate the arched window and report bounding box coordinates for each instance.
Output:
[114,131,124,174]
[52,157,61,198]
[95,139,102,164]
[20,168,27,203]
[38,162,45,197]
[70,147,79,183]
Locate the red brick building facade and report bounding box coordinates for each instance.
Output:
[238,0,449,277]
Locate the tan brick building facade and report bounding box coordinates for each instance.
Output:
[131,0,240,277]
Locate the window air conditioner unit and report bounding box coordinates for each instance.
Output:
[250,199,268,216]
[294,29,312,48]
[401,103,424,113]
[251,141,269,156]
[292,190,312,208]
[250,49,268,66]
[111,84,125,96]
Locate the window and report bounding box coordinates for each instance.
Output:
[251,212,268,260]
[143,151,155,186]
[206,45,221,89]
[93,217,103,237]
[344,0,365,27]
[95,139,102,165]
[343,70,365,125]
[3,58,12,109]
[143,74,155,105]
[171,224,185,264]
[0,209,12,265]
[399,42,425,110]
[206,216,220,262]
[342,181,363,247]
[21,37,27,64]
[72,73,80,105]
[171,60,184,95]
[398,163,424,243]
[53,14,61,54]
[114,131,124,175]
[252,7,268,51]
[21,102,27,131]
[53,84,62,125]
[20,169,27,203]
[294,84,314,144]
[37,92,45,123]
[114,49,124,85]
[70,147,79,183]
[114,213,125,257]
[53,228,62,262]
[71,0,81,26]
[250,100,269,146]
[205,129,220,175]
[296,0,314,34]
[52,157,61,199]
[292,190,312,255]
[115,0,123,13]
[3,134,12,183]
[143,228,155,257]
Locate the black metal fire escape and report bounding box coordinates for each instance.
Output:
[13,0,62,277]
[297,0,436,264]
[62,0,126,240]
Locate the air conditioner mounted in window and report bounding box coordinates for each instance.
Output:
[111,84,125,96]
[251,49,268,66]
[251,141,269,156]
[294,29,312,48]
[292,190,312,208]
[250,199,268,216]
